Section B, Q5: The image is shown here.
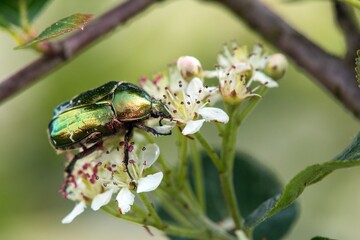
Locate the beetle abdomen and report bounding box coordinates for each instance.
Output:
[49,104,116,149]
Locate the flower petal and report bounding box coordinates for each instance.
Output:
[61,201,86,224]
[199,107,229,123]
[140,144,160,169]
[137,172,163,193]
[185,77,203,100]
[252,71,278,88]
[116,188,135,214]
[96,149,123,165]
[182,119,205,135]
[233,62,251,74]
[91,189,114,211]
[153,124,174,136]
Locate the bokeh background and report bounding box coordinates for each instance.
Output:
[0,0,359,239]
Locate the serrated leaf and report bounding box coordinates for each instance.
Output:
[0,0,49,27]
[16,13,93,49]
[356,49,360,88]
[245,132,360,229]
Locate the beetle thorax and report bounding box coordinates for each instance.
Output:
[112,86,152,121]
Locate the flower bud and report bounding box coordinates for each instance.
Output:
[177,56,203,82]
[263,53,287,80]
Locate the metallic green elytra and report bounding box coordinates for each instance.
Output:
[48,81,171,150]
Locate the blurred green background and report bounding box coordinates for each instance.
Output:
[0,0,359,239]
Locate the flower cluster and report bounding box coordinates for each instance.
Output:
[60,42,288,226]
[211,43,287,105]
[140,57,229,135]
[61,142,163,224]
[140,43,287,134]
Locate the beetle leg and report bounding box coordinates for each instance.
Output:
[123,127,136,188]
[65,141,103,175]
[61,141,103,194]
[133,122,172,136]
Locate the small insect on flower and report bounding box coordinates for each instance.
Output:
[48,81,172,189]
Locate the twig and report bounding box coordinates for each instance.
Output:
[0,0,155,104]
[333,1,360,64]
[212,0,360,119]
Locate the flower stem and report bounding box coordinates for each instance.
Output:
[102,202,217,239]
[236,86,267,125]
[177,132,188,188]
[156,190,194,227]
[219,172,243,229]
[102,203,152,225]
[138,193,163,226]
[177,192,236,240]
[194,132,224,172]
[221,104,238,169]
[19,0,31,33]
[163,225,218,239]
[190,141,205,212]
[221,104,243,230]
[159,187,236,240]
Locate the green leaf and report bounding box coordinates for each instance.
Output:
[0,0,49,27]
[16,13,93,49]
[245,132,360,229]
[356,49,360,88]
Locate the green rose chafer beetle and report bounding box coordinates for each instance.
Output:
[48,81,172,184]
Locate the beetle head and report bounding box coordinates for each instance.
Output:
[151,99,172,120]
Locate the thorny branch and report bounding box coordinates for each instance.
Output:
[0,0,155,104]
[0,0,360,120]
[211,0,360,119]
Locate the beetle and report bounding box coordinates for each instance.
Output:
[48,81,172,185]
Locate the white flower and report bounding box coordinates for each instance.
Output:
[164,77,228,135]
[116,188,134,214]
[139,57,228,135]
[61,143,164,222]
[137,172,163,193]
[91,188,115,211]
[61,201,86,224]
[113,143,164,214]
[212,43,282,105]
[61,156,107,224]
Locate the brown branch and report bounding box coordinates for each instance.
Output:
[333,1,360,64]
[0,0,155,104]
[212,0,360,119]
